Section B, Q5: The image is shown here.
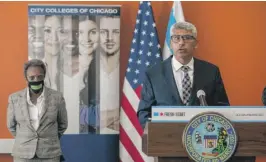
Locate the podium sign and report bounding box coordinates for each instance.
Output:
[151,106,266,122]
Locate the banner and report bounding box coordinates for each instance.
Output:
[28,4,121,135]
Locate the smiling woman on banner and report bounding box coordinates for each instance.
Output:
[78,15,100,134]
[43,15,63,91]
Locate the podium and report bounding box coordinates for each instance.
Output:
[142,121,266,162]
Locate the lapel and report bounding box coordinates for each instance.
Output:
[189,58,201,105]
[18,88,36,131]
[39,87,51,123]
[162,56,184,105]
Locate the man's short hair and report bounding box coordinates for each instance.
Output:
[171,21,197,39]
[24,59,46,78]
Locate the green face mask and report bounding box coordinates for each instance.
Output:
[28,80,44,94]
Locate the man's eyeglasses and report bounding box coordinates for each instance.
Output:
[171,35,195,43]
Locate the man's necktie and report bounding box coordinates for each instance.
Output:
[181,66,192,105]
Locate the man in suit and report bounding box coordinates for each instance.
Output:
[137,21,258,162]
[7,59,68,162]
[137,21,230,128]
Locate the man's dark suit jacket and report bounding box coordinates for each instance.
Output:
[137,56,230,129]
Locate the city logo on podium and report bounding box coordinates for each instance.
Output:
[182,112,237,162]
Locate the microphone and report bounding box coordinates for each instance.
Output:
[197,90,208,106]
[262,87,266,106]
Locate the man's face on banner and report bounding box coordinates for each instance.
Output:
[28,16,45,59]
[60,16,79,57]
[44,16,62,56]
[99,17,120,55]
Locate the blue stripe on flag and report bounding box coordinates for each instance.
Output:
[165,8,176,55]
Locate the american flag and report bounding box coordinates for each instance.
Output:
[119,1,162,162]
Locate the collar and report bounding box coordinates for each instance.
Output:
[172,56,194,72]
[27,87,45,105]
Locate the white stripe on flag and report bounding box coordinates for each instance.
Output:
[123,79,140,112]
[162,1,185,60]
[173,1,185,21]
[162,40,172,60]
[119,141,134,162]
[120,108,154,162]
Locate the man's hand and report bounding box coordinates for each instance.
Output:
[100,109,119,131]
[107,115,119,131]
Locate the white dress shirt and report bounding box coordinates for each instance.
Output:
[100,57,120,112]
[171,57,194,101]
[27,88,45,130]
